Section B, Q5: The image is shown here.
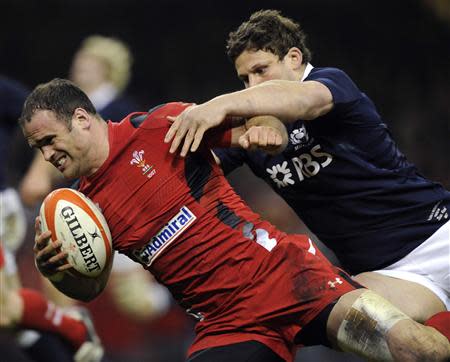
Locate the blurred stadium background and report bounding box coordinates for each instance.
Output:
[1,0,449,361]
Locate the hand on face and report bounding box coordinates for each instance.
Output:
[33,217,73,279]
[239,125,285,154]
[164,102,227,157]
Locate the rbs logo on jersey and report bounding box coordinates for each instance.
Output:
[267,144,333,188]
[132,206,196,266]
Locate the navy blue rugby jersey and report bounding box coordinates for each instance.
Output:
[214,66,450,274]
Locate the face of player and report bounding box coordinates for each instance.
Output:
[234,48,302,88]
[69,52,109,94]
[23,109,94,179]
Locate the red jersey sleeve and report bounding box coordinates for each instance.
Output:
[202,118,233,149]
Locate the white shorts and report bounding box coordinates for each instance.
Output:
[374,220,450,309]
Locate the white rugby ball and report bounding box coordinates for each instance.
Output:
[39,188,112,278]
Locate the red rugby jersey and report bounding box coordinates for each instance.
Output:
[78,102,358,361]
[78,102,287,316]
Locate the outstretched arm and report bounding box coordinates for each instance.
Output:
[166,104,289,157]
[165,80,330,155]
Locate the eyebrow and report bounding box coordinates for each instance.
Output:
[29,135,55,149]
[249,62,269,71]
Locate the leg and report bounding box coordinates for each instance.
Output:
[327,289,450,361]
[354,272,446,322]
[187,341,284,362]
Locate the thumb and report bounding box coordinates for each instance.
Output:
[238,134,250,149]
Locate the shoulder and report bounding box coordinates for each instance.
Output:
[307,67,355,84]
[128,102,194,129]
[148,102,193,119]
[306,66,362,105]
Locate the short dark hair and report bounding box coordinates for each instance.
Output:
[19,78,97,127]
[226,9,312,64]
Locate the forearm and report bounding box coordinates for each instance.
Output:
[210,80,333,122]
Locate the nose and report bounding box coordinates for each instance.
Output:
[248,74,263,88]
[41,145,55,162]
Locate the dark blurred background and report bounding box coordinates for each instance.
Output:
[1,0,449,361]
[2,0,448,186]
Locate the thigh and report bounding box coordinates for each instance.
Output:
[187,341,284,362]
[353,272,446,322]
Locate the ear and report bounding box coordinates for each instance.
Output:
[285,47,303,71]
[72,108,92,130]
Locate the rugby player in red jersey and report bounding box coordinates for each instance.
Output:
[21,79,449,361]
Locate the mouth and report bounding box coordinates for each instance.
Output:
[54,155,68,172]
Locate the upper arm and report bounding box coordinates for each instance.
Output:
[297,80,334,120]
[307,68,362,110]
[291,68,363,121]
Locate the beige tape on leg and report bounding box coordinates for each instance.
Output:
[337,290,410,361]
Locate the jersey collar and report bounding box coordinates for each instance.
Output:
[300,63,314,82]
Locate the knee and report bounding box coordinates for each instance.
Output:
[388,322,450,361]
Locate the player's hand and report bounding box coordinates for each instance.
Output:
[164,102,227,157]
[239,126,285,154]
[33,217,72,279]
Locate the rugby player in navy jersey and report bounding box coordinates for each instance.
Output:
[23,78,450,361]
[165,9,450,336]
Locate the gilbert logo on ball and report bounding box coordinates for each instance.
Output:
[39,188,112,278]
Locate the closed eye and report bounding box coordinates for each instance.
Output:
[253,66,267,75]
[32,135,55,149]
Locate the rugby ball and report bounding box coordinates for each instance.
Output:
[39,188,112,278]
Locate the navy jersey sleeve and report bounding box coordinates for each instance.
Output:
[213,147,247,175]
[307,67,382,127]
[307,68,361,106]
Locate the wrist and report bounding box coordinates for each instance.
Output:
[211,94,233,119]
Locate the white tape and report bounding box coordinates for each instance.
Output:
[337,290,410,361]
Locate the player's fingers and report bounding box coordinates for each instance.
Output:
[267,129,278,146]
[34,217,42,236]
[169,122,190,154]
[47,250,68,265]
[167,115,176,123]
[180,127,196,157]
[35,239,61,261]
[56,263,73,273]
[190,127,207,153]
[238,134,250,149]
[274,133,283,146]
[33,230,52,252]
[165,116,182,143]
[250,128,267,147]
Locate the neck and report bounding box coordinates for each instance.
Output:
[297,63,308,81]
[86,119,110,176]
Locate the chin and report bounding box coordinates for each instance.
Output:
[61,169,77,180]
